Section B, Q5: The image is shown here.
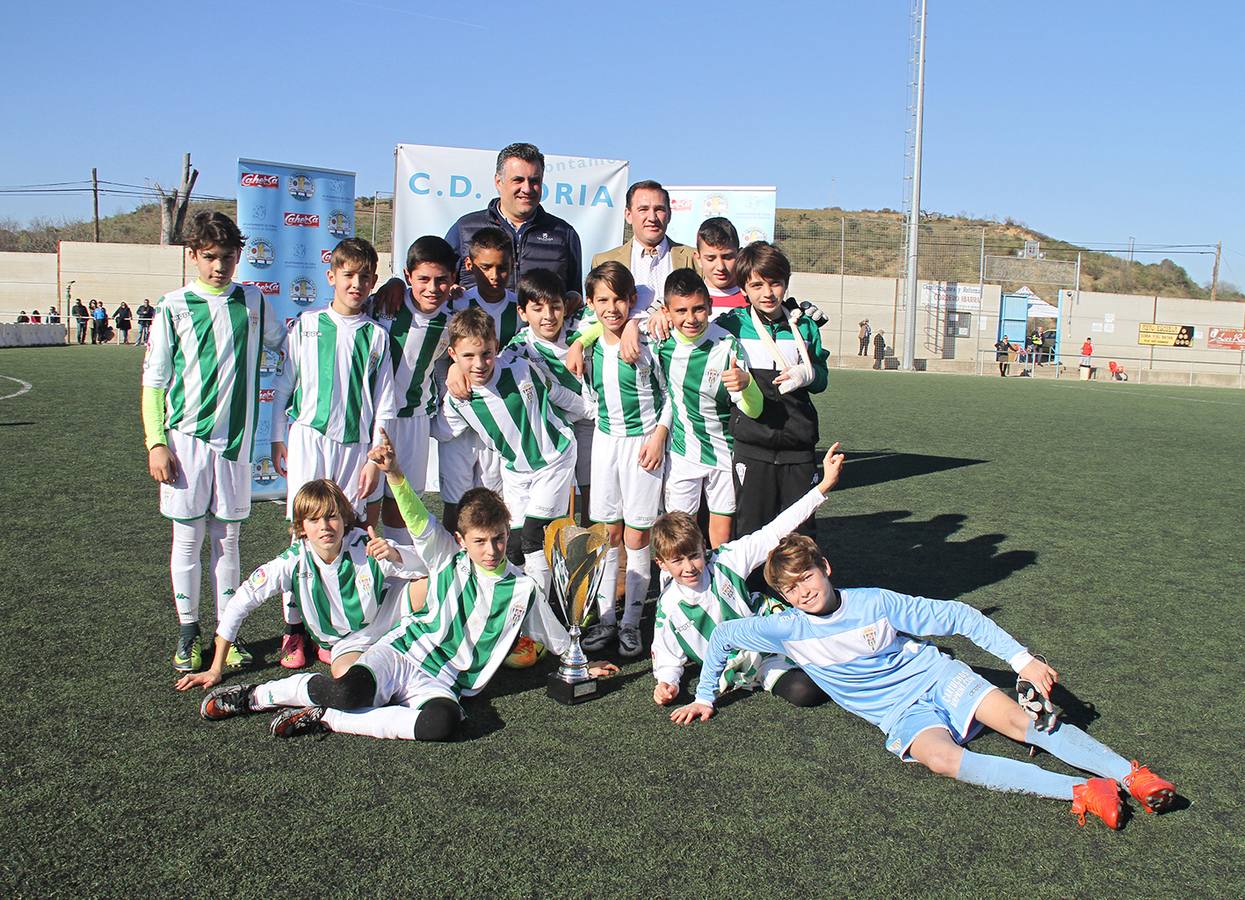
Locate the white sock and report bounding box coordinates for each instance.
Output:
[598,546,620,627]
[323,706,422,739]
[386,524,410,546]
[170,519,206,625]
[208,518,241,623]
[252,673,314,710]
[623,544,651,628]
[523,550,551,601]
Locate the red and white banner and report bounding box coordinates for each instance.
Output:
[1207,327,1245,350]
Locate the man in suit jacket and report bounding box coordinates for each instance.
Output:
[591,180,696,315]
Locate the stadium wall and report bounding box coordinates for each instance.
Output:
[0,251,57,313]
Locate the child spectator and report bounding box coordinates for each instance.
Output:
[716,241,829,542]
[141,210,285,673]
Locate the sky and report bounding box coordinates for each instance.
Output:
[3,1,1242,285]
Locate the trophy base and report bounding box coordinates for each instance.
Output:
[547,672,600,705]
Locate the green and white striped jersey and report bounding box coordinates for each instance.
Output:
[378,500,565,698]
[271,308,397,445]
[505,324,588,396]
[650,488,826,689]
[586,334,666,437]
[442,356,590,473]
[373,289,452,418]
[655,323,749,467]
[142,281,285,462]
[216,528,423,648]
[451,287,521,347]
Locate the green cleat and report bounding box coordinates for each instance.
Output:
[225,639,253,670]
[173,633,203,673]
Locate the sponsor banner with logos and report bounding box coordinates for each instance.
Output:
[392,144,628,283]
[664,186,777,249]
[237,158,356,500]
[1207,326,1245,351]
[919,282,983,312]
[1137,322,1194,347]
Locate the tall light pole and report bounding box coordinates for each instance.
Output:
[902,0,927,371]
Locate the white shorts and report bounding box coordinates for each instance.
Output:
[438,430,504,504]
[357,644,460,711]
[573,420,594,486]
[322,583,409,662]
[159,429,252,522]
[501,448,577,526]
[590,431,663,530]
[383,414,431,496]
[665,453,736,516]
[284,422,380,519]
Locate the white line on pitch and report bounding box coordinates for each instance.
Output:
[0,375,33,401]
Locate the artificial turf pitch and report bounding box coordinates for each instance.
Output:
[0,346,1241,897]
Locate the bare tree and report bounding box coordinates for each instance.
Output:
[153,153,199,245]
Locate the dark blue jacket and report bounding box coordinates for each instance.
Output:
[445,199,583,294]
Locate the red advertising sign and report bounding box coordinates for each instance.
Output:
[1207,327,1245,350]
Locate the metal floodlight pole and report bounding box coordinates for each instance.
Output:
[902,0,928,371]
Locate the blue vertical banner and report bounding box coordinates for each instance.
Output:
[236,158,356,501]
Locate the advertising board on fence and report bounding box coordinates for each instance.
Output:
[392,145,628,281]
[1137,322,1194,347]
[920,282,983,311]
[665,186,777,249]
[1207,327,1245,351]
[236,158,357,500]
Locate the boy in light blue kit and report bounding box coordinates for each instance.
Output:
[671,524,1179,831]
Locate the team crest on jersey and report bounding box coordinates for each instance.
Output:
[504,603,526,631]
[705,368,722,387]
[519,379,537,403]
[368,349,382,372]
[356,571,374,597]
[862,625,878,651]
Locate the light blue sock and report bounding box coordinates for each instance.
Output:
[956,749,1083,800]
[1025,722,1132,785]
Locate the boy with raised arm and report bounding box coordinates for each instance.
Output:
[269,237,397,668]
[648,446,842,709]
[142,210,285,673]
[175,478,424,692]
[671,536,1178,831]
[575,261,668,659]
[440,307,592,597]
[193,431,615,742]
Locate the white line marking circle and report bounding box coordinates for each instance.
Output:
[0,375,33,401]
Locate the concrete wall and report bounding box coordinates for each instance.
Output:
[0,323,66,347]
[1059,289,1245,375]
[0,252,57,316]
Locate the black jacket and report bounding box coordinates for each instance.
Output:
[445,199,583,293]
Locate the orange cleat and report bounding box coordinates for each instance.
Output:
[1124,761,1176,814]
[316,644,332,665]
[1071,777,1124,829]
[502,635,546,669]
[279,632,307,669]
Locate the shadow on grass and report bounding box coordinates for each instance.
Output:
[840,448,985,491]
[814,510,1036,601]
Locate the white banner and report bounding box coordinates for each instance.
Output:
[392,144,628,286]
[920,281,983,312]
[665,185,777,248]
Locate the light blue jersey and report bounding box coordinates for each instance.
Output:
[694,589,1034,736]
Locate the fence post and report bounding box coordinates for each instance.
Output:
[838,217,845,366]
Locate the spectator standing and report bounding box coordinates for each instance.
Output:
[1080,337,1093,367]
[994,335,1012,377]
[73,299,88,344]
[872,329,887,369]
[858,319,871,356]
[445,142,583,295]
[115,303,133,344]
[91,301,108,344]
[136,299,155,345]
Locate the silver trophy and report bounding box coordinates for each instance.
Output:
[544,516,611,705]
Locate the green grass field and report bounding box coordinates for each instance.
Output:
[1,346,1241,897]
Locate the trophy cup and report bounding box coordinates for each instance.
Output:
[544,516,611,705]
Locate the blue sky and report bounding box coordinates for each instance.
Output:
[4,1,1242,285]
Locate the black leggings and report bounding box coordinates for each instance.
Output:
[306,666,460,741]
[771,669,829,707]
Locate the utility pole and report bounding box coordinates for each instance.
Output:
[91,168,100,242]
[1210,241,1221,302]
[372,193,379,243]
[902,0,927,371]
